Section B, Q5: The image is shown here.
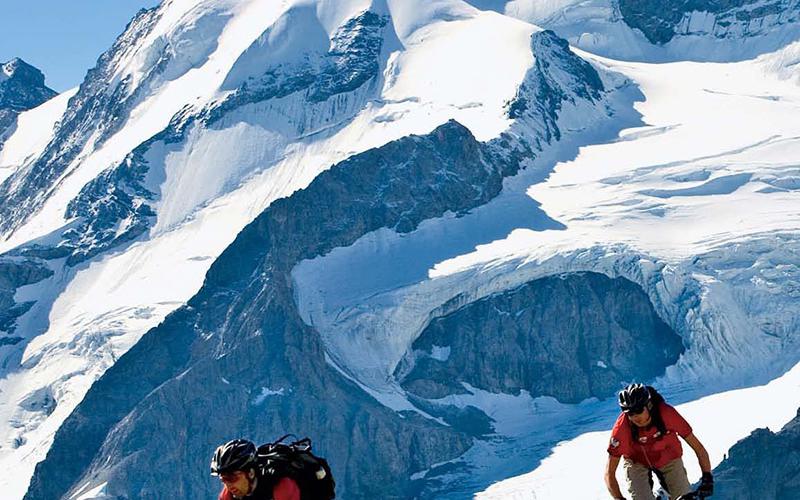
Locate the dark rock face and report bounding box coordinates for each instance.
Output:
[0,58,56,114]
[209,10,390,126]
[0,259,53,335]
[397,272,684,402]
[24,120,518,500]
[506,30,604,148]
[0,7,162,235]
[0,58,57,147]
[618,0,800,45]
[713,408,800,498]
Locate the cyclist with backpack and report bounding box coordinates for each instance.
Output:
[211,435,335,500]
[603,384,714,500]
[211,439,300,500]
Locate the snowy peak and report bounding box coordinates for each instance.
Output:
[0,58,57,143]
[505,29,605,145]
[0,6,163,236]
[0,58,56,113]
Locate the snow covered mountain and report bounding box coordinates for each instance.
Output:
[1,0,799,498]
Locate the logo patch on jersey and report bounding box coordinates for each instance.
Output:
[610,437,620,448]
[638,436,648,443]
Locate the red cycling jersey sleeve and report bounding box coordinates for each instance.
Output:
[273,477,301,500]
[660,403,693,437]
[607,412,632,458]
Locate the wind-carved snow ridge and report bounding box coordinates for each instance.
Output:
[758,38,800,84]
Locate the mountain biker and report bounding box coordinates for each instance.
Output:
[604,384,714,500]
[211,439,301,500]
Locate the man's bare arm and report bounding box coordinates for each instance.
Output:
[604,454,626,499]
[683,432,711,473]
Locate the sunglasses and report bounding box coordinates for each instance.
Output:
[219,471,245,483]
[624,406,647,416]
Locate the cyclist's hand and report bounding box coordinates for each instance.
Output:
[698,471,714,496]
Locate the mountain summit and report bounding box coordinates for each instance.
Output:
[0,58,57,146]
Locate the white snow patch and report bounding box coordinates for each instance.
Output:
[252,387,286,405]
[431,345,451,362]
[0,88,76,185]
[69,481,110,500]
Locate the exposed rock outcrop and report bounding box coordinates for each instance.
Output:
[0,58,57,147]
[619,0,800,45]
[398,272,684,402]
[712,407,800,498]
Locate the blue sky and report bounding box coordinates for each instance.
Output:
[1,1,160,92]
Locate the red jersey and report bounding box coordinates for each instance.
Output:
[607,402,693,469]
[218,477,300,500]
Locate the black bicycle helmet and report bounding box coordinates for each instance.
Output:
[211,439,257,475]
[618,383,651,413]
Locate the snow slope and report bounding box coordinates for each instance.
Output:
[0,89,75,185]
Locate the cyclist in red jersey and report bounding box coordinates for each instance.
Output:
[604,384,714,500]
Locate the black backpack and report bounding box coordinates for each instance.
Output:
[256,435,335,500]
